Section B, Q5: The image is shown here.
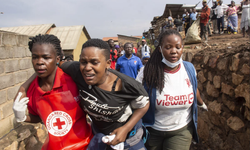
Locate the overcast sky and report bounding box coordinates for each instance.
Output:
[0,0,235,39]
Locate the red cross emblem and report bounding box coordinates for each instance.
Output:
[53,118,66,130]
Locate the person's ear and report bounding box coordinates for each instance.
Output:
[56,56,60,64]
[106,59,111,69]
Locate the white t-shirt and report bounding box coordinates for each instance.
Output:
[215,4,228,18]
[141,45,150,59]
[153,63,194,131]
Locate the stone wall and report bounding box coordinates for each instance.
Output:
[184,44,250,150]
[0,31,34,137]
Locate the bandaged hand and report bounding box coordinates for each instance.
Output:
[198,102,208,111]
[13,92,29,122]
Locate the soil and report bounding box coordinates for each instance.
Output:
[183,33,250,54]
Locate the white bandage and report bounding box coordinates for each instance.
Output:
[102,134,124,150]
[12,92,29,122]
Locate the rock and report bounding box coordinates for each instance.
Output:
[232,73,244,85]
[222,94,236,111]
[197,117,209,141]
[207,71,213,81]
[4,141,18,150]
[203,55,210,64]
[230,53,240,71]
[194,46,201,49]
[213,75,221,88]
[18,141,25,150]
[208,55,219,68]
[227,116,244,131]
[243,106,250,121]
[17,128,31,141]
[208,130,224,150]
[25,136,38,150]
[217,58,228,70]
[235,83,250,108]
[36,128,47,143]
[224,133,244,150]
[236,133,250,150]
[221,82,234,97]
[198,81,203,91]
[198,71,207,83]
[208,101,222,114]
[186,52,193,62]
[240,64,250,75]
[206,81,219,97]
[194,54,203,63]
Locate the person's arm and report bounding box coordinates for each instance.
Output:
[196,89,208,111]
[116,59,121,71]
[108,102,149,146]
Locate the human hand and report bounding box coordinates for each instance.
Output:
[198,102,208,111]
[108,126,129,146]
[13,92,29,122]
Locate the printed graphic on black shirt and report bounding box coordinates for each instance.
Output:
[79,90,124,122]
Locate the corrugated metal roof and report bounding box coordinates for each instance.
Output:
[0,24,55,36]
[49,25,84,50]
[102,37,119,42]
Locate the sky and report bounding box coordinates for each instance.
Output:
[0,0,235,39]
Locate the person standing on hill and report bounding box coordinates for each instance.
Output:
[200,0,211,42]
[211,1,218,34]
[215,0,228,34]
[108,39,118,69]
[174,15,183,32]
[137,39,151,59]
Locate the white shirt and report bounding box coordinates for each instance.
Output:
[152,63,194,131]
[141,45,150,58]
[215,4,228,18]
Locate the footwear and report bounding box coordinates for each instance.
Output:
[228,31,231,34]
[220,31,224,34]
[234,32,237,34]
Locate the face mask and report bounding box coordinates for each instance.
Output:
[160,46,183,68]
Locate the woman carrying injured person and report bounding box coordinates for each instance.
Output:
[136,29,208,150]
[12,34,92,150]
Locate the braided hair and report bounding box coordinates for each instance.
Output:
[28,34,63,60]
[82,38,110,60]
[143,29,183,94]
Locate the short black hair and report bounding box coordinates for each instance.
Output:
[124,42,134,48]
[81,38,110,60]
[28,34,63,60]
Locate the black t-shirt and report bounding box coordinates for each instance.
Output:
[61,61,148,135]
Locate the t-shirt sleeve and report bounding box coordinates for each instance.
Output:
[116,58,121,70]
[122,75,149,109]
[136,66,144,84]
[64,73,80,103]
[60,61,80,79]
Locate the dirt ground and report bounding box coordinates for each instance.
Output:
[183,33,250,54]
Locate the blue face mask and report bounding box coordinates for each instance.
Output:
[160,46,183,68]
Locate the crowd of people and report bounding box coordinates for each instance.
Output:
[160,0,250,42]
[11,1,249,150]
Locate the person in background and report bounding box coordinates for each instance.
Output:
[108,39,118,69]
[174,15,183,32]
[133,46,138,56]
[211,1,218,34]
[137,29,208,150]
[137,39,151,59]
[65,55,74,62]
[135,52,150,82]
[166,19,174,29]
[190,8,198,25]
[60,39,149,150]
[200,0,211,42]
[240,0,250,38]
[184,11,191,35]
[115,45,122,58]
[226,1,239,34]
[13,34,93,150]
[182,9,187,24]
[215,0,229,34]
[116,42,143,79]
